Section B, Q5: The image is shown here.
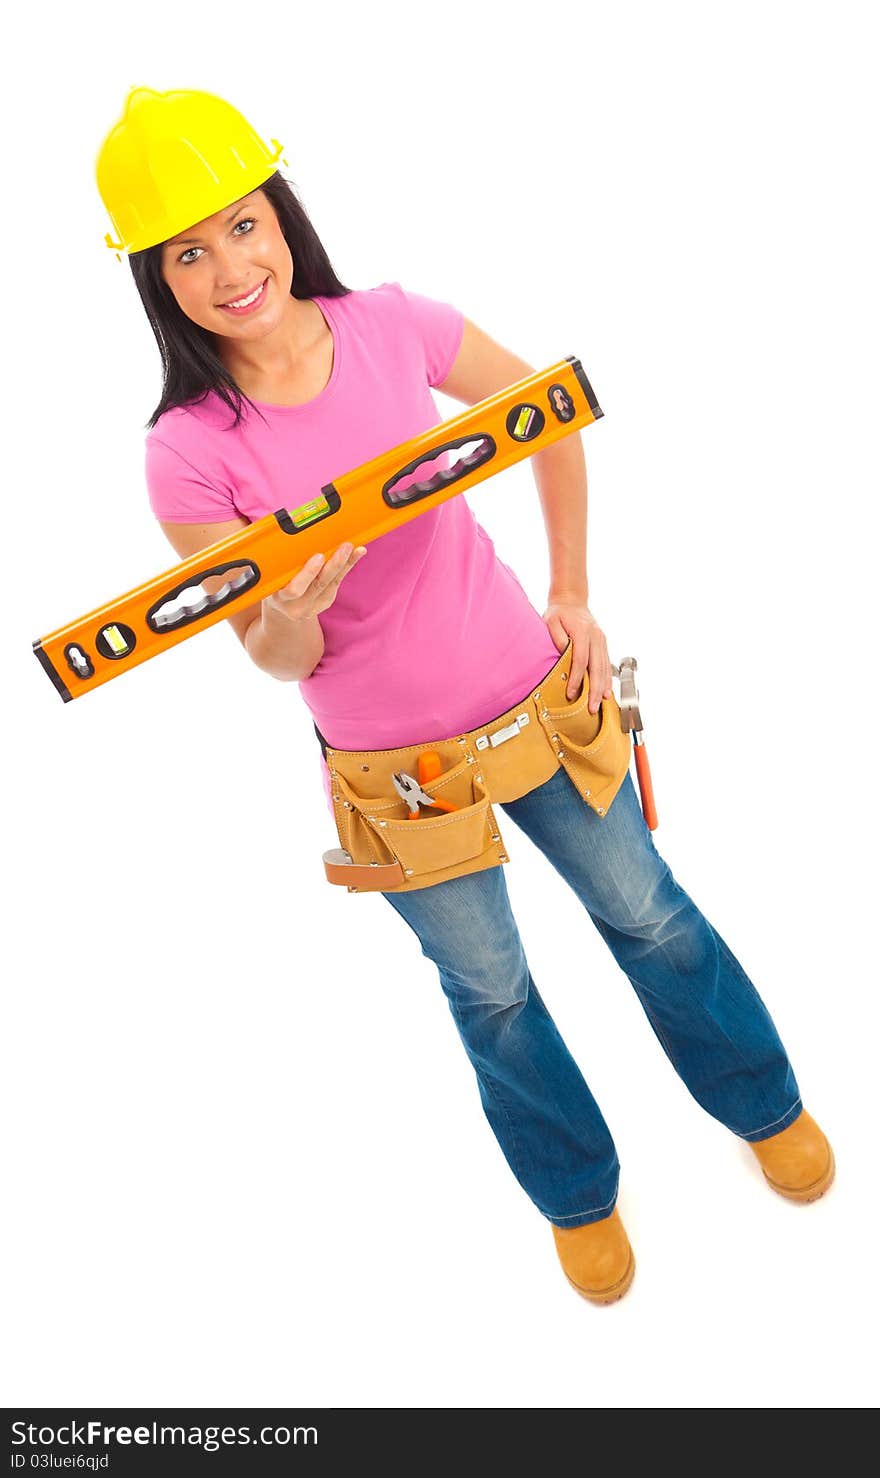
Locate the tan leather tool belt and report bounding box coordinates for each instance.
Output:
[322,640,632,894]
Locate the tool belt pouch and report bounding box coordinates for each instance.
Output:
[322,642,632,895]
[325,744,505,895]
[533,664,633,817]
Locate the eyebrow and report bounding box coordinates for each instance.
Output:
[167,203,254,248]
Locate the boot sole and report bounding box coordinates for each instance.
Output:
[762,1143,836,1203]
[561,1243,636,1305]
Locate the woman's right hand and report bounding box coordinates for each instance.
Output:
[265,542,367,622]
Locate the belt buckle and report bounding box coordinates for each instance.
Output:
[475,712,530,751]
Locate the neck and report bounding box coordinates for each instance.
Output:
[216,293,319,386]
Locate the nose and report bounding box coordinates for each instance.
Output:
[213,238,252,287]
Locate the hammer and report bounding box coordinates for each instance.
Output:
[613,657,659,830]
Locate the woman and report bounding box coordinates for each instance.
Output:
[98,85,833,1305]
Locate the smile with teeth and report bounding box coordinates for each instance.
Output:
[220,278,268,309]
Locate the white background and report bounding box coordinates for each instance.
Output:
[4,0,878,1411]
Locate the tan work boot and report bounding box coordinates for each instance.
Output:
[749,1108,835,1202]
[551,1206,635,1304]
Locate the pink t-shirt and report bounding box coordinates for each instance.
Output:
[144,281,561,813]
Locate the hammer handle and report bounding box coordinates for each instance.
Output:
[633,741,659,830]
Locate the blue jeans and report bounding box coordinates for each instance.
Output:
[381,765,802,1228]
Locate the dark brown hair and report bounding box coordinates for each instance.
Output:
[128,171,352,430]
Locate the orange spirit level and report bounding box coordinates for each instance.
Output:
[34,357,602,702]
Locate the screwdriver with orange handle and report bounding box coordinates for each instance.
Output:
[418,752,444,787]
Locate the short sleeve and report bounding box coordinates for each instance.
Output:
[145,435,239,523]
[397,285,465,389]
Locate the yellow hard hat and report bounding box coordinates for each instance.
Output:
[96,86,286,255]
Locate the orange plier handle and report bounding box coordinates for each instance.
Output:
[391,767,459,819]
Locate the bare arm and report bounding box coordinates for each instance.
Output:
[437,317,607,704]
[437,319,589,601]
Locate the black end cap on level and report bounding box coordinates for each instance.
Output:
[33,640,72,702]
[566,356,603,419]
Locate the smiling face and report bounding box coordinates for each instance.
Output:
[160,188,293,338]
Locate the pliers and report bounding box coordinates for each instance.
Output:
[391,770,459,819]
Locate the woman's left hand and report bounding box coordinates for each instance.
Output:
[542,598,614,709]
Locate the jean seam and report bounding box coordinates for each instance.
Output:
[593,895,792,1137]
[740,1097,803,1140]
[548,1179,619,1222]
[447,992,525,1185]
[712,934,798,1130]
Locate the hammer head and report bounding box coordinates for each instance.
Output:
[613,657,643,734]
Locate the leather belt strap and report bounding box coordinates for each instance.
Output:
[316,638,634,894]
[322,847,405,889]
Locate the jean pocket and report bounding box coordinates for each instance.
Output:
[542,691,632,815]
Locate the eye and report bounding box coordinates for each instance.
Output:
[177,218,257,266]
